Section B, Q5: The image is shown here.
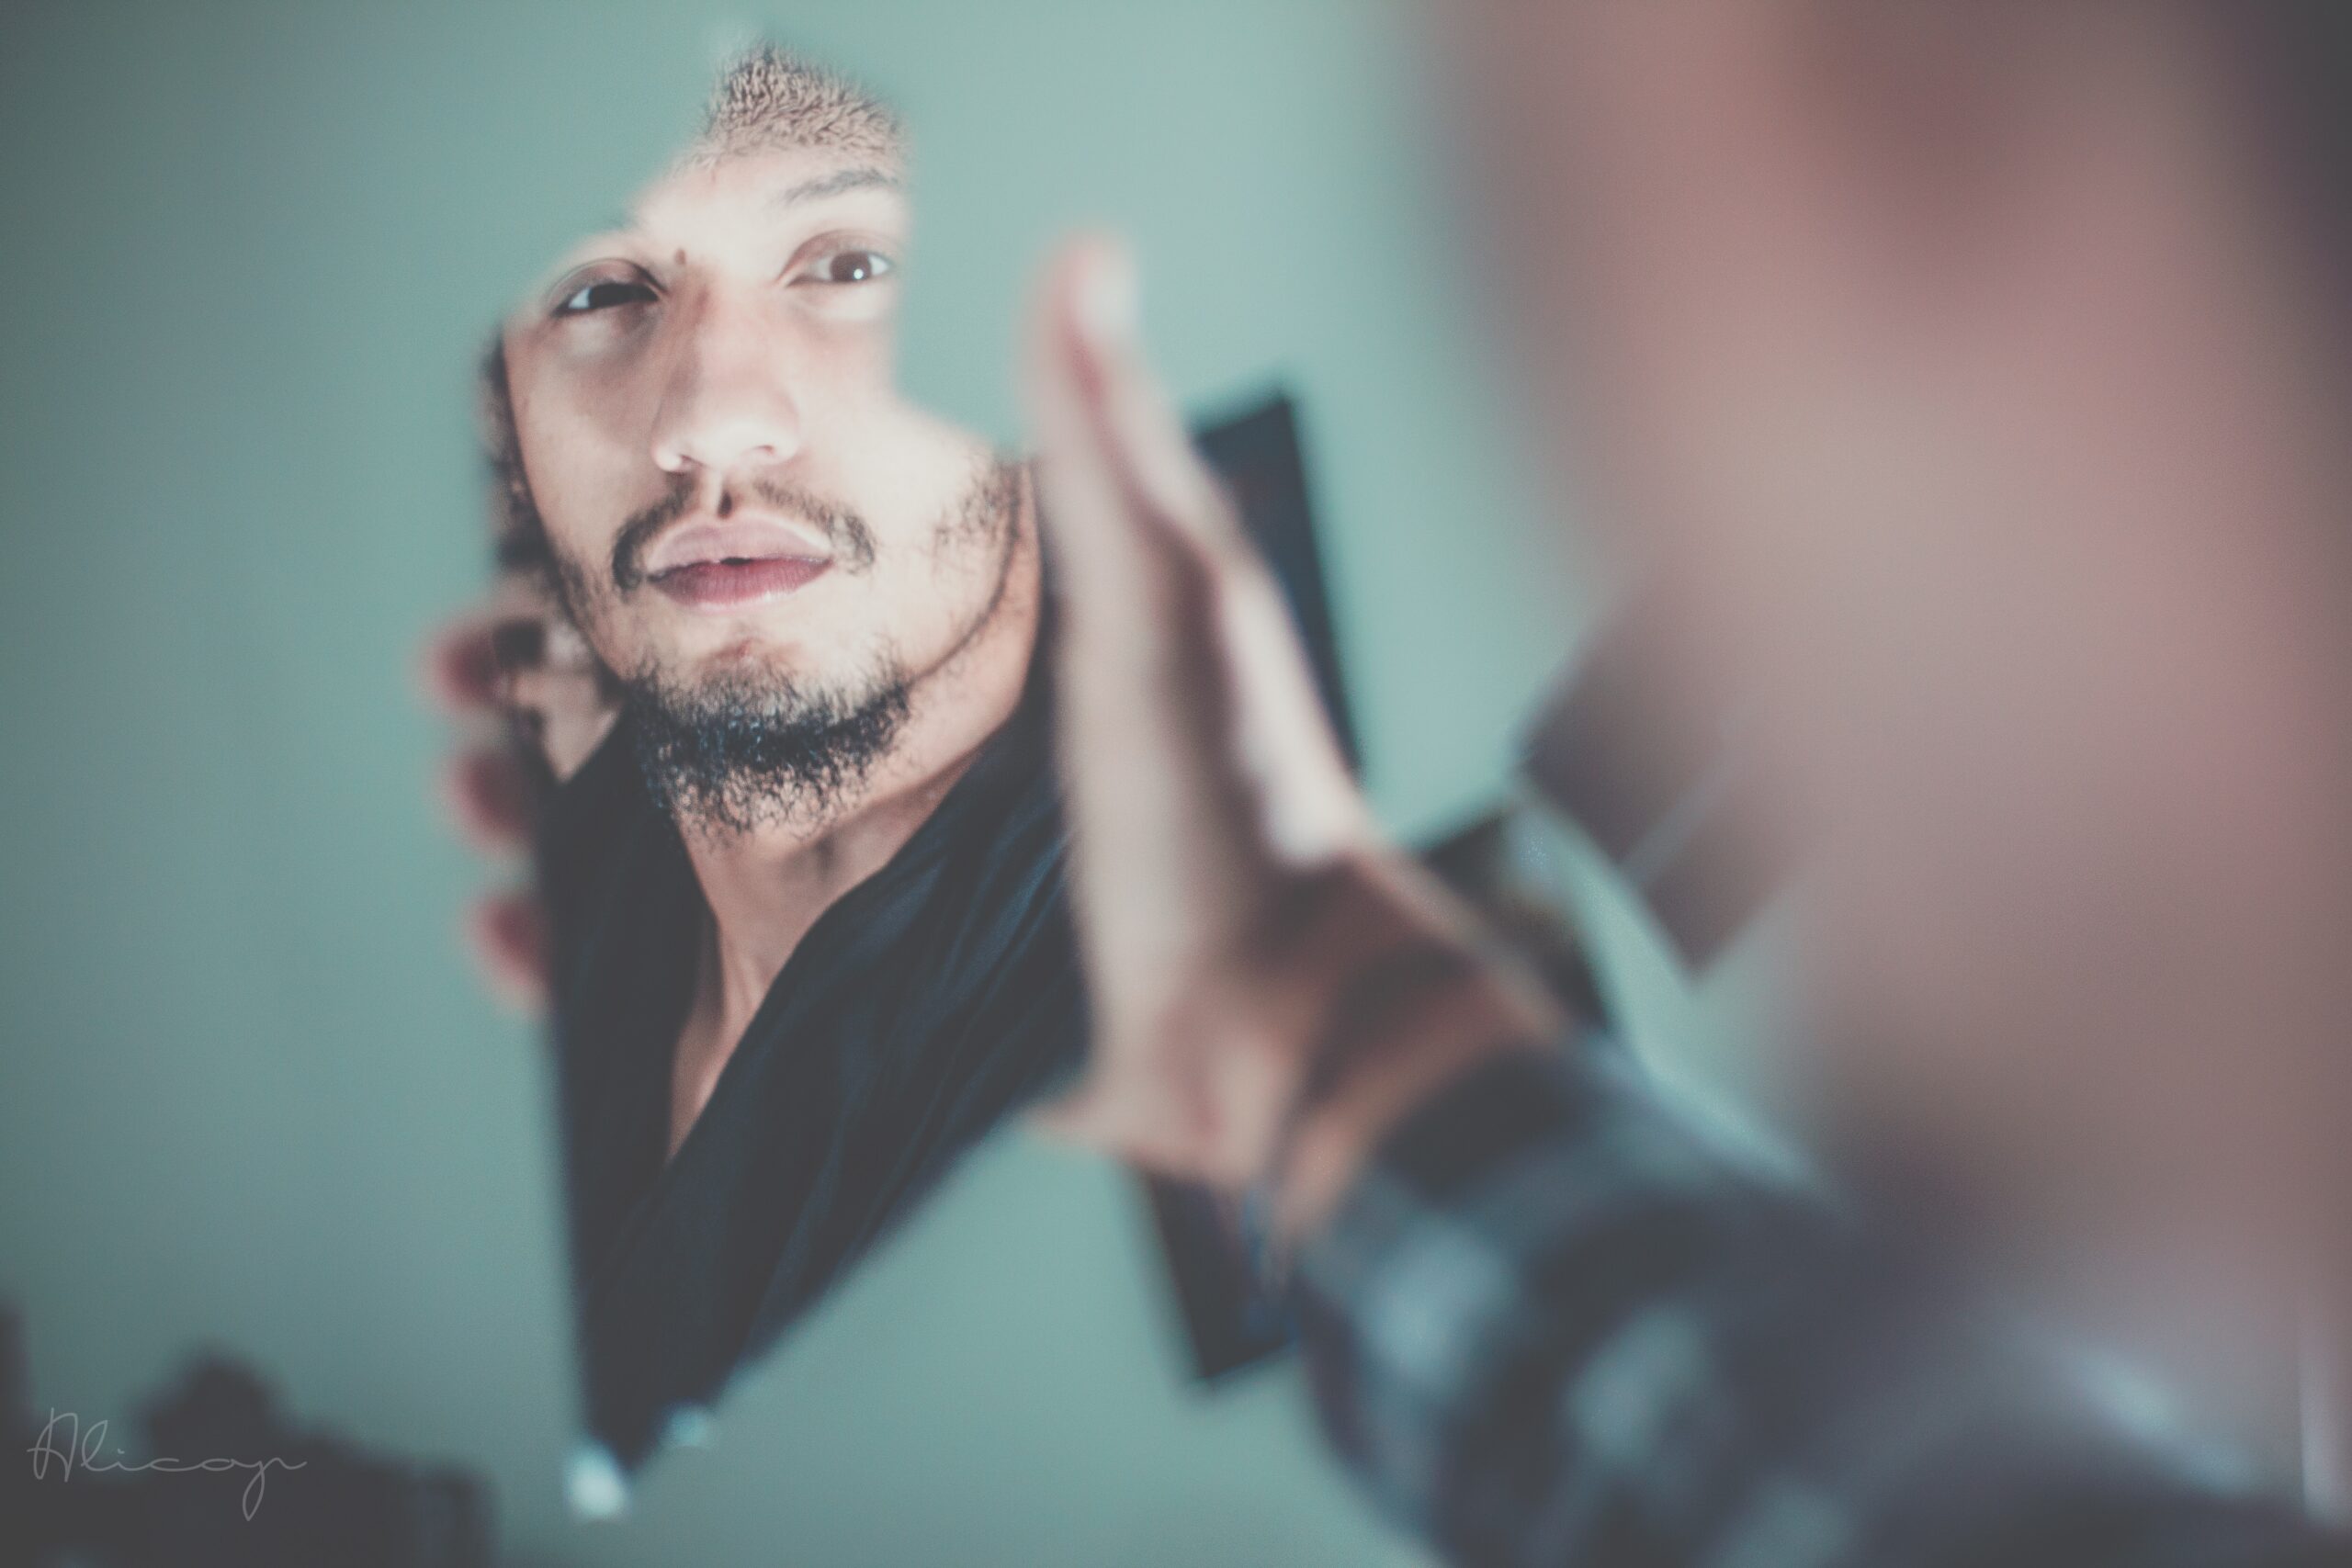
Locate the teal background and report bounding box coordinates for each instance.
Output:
[0,2,1752,1562]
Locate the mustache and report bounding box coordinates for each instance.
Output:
[610,473,880,592]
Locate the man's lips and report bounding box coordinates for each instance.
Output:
[652,556,831,609]
[640,513,834,611]
[641,512,831,573]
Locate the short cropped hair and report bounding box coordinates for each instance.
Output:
[689,42,903,166]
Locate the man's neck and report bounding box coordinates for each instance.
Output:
[664,518,1045,1151]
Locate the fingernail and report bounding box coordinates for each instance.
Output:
[1072,238,1138,351]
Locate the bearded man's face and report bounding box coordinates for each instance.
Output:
[496,66,1023,830]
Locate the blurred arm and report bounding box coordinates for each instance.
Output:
[1022,236,2349,1568]
[1282,1034,2349,1567]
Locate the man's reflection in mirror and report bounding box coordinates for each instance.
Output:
[472,46,1075,1472]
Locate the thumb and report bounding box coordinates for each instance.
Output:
[1028,237,1364,881]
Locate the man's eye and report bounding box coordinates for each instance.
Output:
[554,277,657,316]
[808,250,894,286]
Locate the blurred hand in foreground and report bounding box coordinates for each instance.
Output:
[1022,236,1557,1217]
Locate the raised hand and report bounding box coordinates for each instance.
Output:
[1022,237,1557,1213]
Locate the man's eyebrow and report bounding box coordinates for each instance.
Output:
[772,166,902,207]
[596,165,901,240]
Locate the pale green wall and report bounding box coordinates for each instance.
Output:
[0,3,1668,1562]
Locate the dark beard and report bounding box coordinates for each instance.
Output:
[621,660,911,838]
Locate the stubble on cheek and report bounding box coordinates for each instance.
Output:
[932,456,1029,642]
[918,453,1008,554]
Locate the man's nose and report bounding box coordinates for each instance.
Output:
[649,294,803,477]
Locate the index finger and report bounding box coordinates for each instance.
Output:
[421,609,506,718]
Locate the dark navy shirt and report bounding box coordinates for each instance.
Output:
[539,661,1082,1472]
